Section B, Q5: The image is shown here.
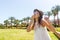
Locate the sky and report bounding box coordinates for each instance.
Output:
[0,0,60,23]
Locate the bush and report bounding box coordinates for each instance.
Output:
[53,24,60,27]
[0,25,5,29]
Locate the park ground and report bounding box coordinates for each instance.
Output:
[0,27,60,40]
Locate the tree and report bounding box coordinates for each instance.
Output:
[54,6,60,25]
[45,11,52,18]
[23,18,26,22]
[20,17,30,28]
[52,5,60,25]
[52,9,56,25]
[25,17,30,24]
[9,17,15,28]
[13,19,20,28]
[20,20,23,24]
[0,23,5,29]
[4,20,9,28]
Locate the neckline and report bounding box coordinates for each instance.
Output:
[35,22,44,28]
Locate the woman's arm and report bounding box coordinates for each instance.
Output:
[43,19,56,33]
[44,17,56,33]
[43,18,60,38]
[27,15,34,32]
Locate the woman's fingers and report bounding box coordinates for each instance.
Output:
[57,32,60,38]
[55,32,60,39]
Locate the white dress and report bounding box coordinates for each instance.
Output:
[34,22,51,40]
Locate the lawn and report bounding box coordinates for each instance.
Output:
[0,27,60,40]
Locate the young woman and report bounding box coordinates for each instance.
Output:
[27,9,60,40]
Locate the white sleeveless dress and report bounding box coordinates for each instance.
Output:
[34,22,51,40]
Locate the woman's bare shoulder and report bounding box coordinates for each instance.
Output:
[40,19,46,27]
[41,18,51,27]
[41,19,49,27]
[41,19,46,24]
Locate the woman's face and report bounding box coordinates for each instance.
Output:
[34,11,40,19]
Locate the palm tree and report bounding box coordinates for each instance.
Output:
[45,11,52,18]
[0,23,5,29]
[52,8,57,25]
[4,20,9,28]
[23,18,26,22]
[25,17,30,24]
[22,17,30,25]
[20,20,23,24]
[54,6,60,25]
[9,17,15,28]
[13,19,20,28]
[52,5,60,25]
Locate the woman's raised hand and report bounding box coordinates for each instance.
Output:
[55,32,60,38]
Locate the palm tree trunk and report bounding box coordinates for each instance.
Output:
[54,15,56,27]
[57,14,59,26]
[6,24,7,28]
[11,20,12,28]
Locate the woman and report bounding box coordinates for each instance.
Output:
[27,9,60,40]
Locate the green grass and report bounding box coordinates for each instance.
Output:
[0,28,60,40]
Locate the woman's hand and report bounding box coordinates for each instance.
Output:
[55,32,60,38]
[44,17,60,39]
[27,26,31,32]
[44,17,60,38]
[27,15,34,32]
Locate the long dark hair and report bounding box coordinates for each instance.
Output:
[33,9,43,26]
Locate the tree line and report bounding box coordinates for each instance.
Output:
[45,5,60,27]
[0,5,60,29]
[0,17,30,29]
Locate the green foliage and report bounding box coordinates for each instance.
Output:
[20,23,28,29]
[0,29,59,40]
[45,11,52,18]
[0,24,5,29]
[51,5,60,25]
[3,17,29,29]
[4,20,10,27]
[53,24,60,27]
[9,17,16,27]
[56,27,60,32]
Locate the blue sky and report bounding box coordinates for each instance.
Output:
[0,0,60,23]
